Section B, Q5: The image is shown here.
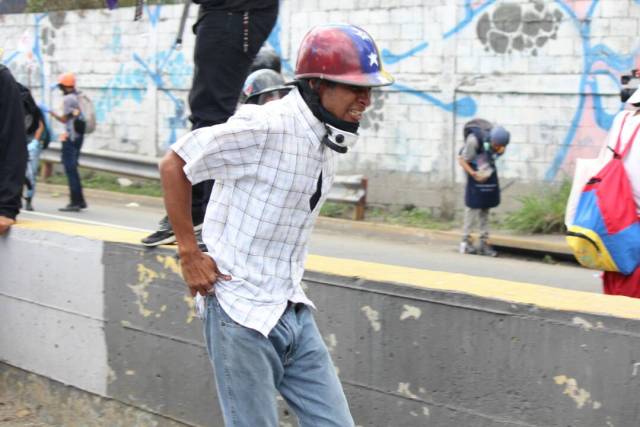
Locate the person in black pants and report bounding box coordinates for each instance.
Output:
[0,65,28,235]
[49,72,88,212]
[142,0,279,246]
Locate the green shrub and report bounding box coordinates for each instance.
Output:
[45,168,164,197]
[319,202,349,218]
[503,181,571,234]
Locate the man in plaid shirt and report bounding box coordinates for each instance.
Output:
[160,24,393,426]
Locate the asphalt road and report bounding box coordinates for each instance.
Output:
[21,188,602,294]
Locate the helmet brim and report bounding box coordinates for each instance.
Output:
[295,70,395,87]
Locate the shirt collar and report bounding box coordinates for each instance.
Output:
[289,87,326,145]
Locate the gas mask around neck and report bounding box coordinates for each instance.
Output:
[295,79,360,154]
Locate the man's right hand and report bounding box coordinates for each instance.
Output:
[472,171,491,183]
[179,250,231,297]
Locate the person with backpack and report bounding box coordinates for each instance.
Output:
[586,87,640,298]
[49,72,88,212]
[0,65,28,235]
[458,118,510,256]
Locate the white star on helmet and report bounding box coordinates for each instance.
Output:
[368,52,378,67]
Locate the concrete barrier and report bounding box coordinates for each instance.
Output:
[2,220,640,426]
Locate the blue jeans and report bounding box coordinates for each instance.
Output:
[203,296,354,427]
[61,135,85,205]
[25,139,41,199]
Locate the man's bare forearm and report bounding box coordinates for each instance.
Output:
[159,151,200,256]
[458,156,475,177]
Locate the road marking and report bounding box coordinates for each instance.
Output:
[21,210,152,233]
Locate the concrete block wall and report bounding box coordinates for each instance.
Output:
[3,221,640,426]
[1,1,638,208]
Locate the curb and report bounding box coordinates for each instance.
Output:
[315,217,572,257]
[38,183,165,209]
[37,184,572,257]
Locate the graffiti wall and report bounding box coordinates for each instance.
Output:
[1,1,638,207]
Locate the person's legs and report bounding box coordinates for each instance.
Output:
[189,7,278,222]
[144,8,278,246]
[24,141,39,211]
[74,135,86,208]
[59,136,86,211]
[26,139,41,201]
[460,207,478,254]
[478,208,497,256]
[188,8,278,129]
[60,139,80,210]
[203,296,280,427]
[277,305,354,427]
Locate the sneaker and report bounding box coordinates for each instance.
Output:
[459,239,477,255]
[478,241,498,257]
[59,204,81,212]
[24,197,33,211]
[79,201,88,209]
[141,217,175,246]
[141,216,203,247]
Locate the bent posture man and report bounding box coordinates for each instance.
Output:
[160,24,393,426]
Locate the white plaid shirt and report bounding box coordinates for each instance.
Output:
[172,88,336,337]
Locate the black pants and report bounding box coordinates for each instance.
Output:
[61,134,85,206]
[188,7,278,223]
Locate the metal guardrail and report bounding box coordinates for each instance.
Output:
[41,146,368,219]
[40,145,161,179]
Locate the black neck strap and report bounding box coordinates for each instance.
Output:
[294,80,359,134]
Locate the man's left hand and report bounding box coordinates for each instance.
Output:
[0,216,16,235]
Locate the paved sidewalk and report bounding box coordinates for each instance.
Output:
[37,183,572,257]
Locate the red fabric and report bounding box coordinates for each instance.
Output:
[603,267,640,298]
[593,114,640,233]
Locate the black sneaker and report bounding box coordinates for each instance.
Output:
[478,241,498,257]
[141,216,175,246]
[141,216,203,247]
[59,204,81,212]
[79,201,88,209]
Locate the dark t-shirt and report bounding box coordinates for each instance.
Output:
[194,0,278,12]
[0,65,28,219]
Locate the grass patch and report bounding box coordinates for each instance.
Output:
[45,168,164,198]
[366,204,455,230]
[320,202,454,229]
[319,202,350,218]
[503,181,571,234]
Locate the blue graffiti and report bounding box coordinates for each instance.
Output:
[109,26,123,54]
[94,65,148,123]
[444,0,496,40]
[545,0,640,179]
[381,42,429,65]
[2,51,19,65]
[94,46,192,146]
[145,4,162,27]
[393,83,476,117]
[267,20,293,74]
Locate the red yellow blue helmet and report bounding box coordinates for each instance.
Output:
[295,24,394,87]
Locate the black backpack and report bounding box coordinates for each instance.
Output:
[16,82,43,136]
